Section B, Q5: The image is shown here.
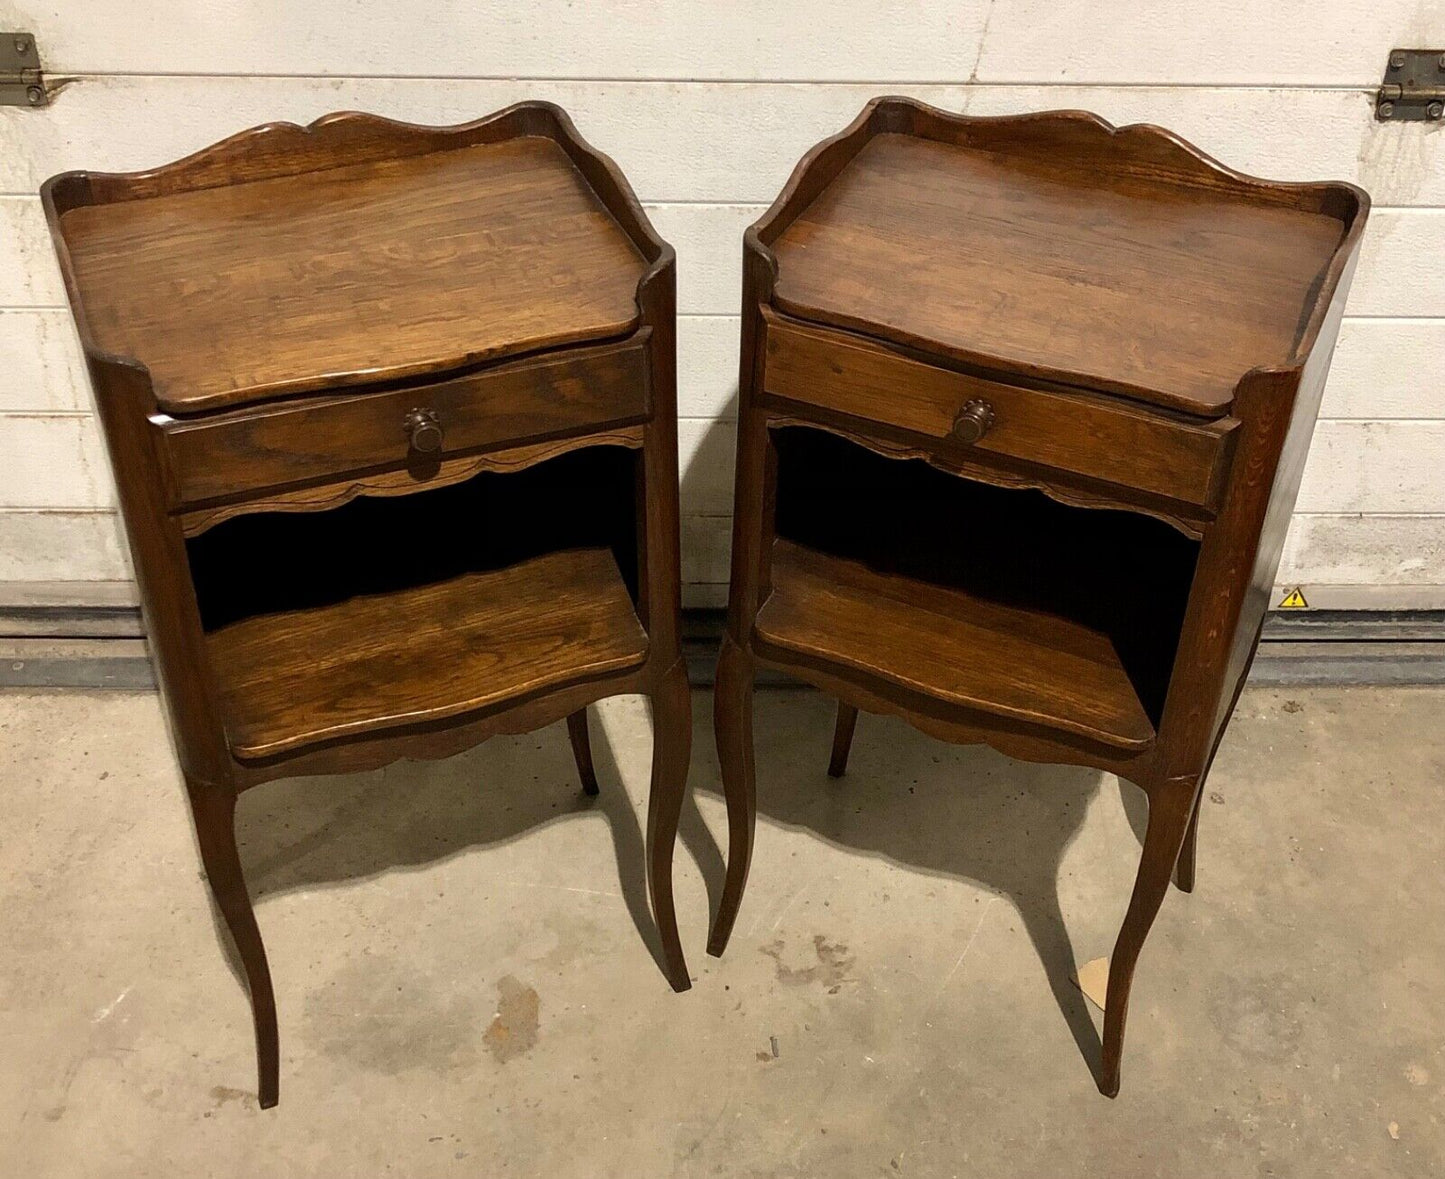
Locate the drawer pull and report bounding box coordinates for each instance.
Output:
[951,398,995,445]
[404,406,444,453]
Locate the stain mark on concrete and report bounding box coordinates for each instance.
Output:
[760,934,854,988]
[484,975,540,1063]
[209,1085,255,1110]
[1404,1063,1429,1086]
[1282,700,1303,714]
[302,955,485,1074]
[1211,978,1303,1059]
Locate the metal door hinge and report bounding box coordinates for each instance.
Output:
[1,32,46,107]
[1376,49,1445,121]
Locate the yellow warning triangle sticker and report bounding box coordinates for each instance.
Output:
[1277,587,1309,609]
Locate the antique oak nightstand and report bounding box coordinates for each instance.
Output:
[43,103,692,1108]
[709,98,1368,1096]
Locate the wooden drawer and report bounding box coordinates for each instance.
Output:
[160,330,651,508]
[760,313,1232,511]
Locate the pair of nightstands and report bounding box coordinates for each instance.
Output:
[46,99,1366,1105]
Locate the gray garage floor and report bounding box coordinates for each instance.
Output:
[1,685,1441,1177]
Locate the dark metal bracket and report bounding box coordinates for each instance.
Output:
[1376,49,1445,122]
[0,32,46,107]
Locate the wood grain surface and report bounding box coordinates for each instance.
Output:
[761,309,1233,510]
[177,425,646,536]
[161,330,651,507]
[754,539,1155,751]
[59,136,647,412]
[209,547,649,760]
[771,131,1348,417]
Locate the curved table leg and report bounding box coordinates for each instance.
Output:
[1174,794,1202,893]
[187,779,279,1109]
[646,658,692,992]
[1175,717,1233,893]
[566,708,600,796]
[1100,778,1196,1097]
[827,702,859,778]
[708,633,756,957]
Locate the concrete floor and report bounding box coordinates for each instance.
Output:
[1,685,1442,1177]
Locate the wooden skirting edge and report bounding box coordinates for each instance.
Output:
[2,604,1444,690]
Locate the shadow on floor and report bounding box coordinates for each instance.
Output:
[200,706,724,993]
[197,687,1150,1086]
[695,690,1127,1082]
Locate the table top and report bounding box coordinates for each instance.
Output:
[770,125,1358,418]
[57,135,648,414]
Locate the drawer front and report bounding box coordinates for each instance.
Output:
[162,330,651,508]
[761,314,1230,511]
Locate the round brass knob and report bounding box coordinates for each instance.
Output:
[951,399,995,445]
[404,406,443,453]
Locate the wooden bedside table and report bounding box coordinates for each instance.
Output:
[708,97,1368,1096]
[43,103,693,1108]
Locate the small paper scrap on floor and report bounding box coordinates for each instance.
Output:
[1388,1122,1400,1141]
[1075,957,1109,1012]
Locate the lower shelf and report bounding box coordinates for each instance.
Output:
[753,540,1155,751]
[208,547,648,760]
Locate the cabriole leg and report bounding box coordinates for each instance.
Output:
[708,633,757,957]
[566,709,600,796]
[827,702,859,778]
[646,658,693,992]
[1174,794,1202,893]
[187,779,279,1109]
[1100,778,1196,1098]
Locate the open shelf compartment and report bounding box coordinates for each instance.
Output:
[185,445,646,760]
[756,428,1201,751]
